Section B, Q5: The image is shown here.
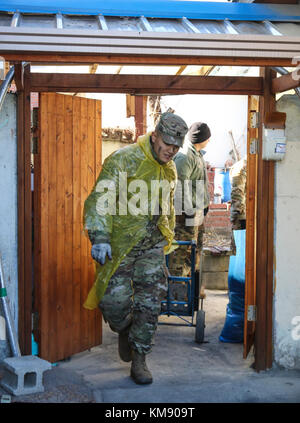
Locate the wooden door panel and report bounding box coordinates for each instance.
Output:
[34,93,102,363]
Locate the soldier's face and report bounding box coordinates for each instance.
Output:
[151,131,179,164]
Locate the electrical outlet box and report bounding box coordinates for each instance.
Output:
[262,111,287,161]
[262,127,286,161]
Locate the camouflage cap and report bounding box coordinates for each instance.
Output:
[155,112,188,148]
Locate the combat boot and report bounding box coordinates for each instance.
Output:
[118,328,132,362]
[130,351,153,385]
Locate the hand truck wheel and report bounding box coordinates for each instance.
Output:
[195,309,205,344]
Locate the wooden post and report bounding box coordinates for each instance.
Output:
[254,67,276,371]
[17,63,32,355]
[134,96,147,140]
[243,95,258,359]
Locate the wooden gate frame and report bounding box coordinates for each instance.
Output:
[14,59,284,371]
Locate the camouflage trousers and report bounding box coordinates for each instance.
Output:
[168,218,204,277]
[99,240,167,355]
[167,218,204,301]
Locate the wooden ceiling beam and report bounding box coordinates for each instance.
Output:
[29,72,264,95]
[271,72,300,93]
[5,54,296,68]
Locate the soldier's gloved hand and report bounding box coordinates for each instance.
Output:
[91,243,112,265]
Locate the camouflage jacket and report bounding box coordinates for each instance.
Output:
[174,144,209,216]
[229,157,247,230]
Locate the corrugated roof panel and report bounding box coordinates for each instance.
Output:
[62,15,99,30]
[105,17,143,32]
[20,13,57,28]
[1,11,300,37]
[275,22,300,37]
[0,5,299,61]
[148,19,186,33]
[191,20,232,35]
[234,21,279,35]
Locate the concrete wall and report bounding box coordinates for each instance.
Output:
[0,93,18,360]
[274,94,300,369]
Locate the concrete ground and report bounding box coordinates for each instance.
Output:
[1,289,300,404]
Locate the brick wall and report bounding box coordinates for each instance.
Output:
[205,167,232,230]
[31,92,39,109]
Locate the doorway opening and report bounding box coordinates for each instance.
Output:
[29,85,254,367]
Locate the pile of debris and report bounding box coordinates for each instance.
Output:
[203,228,235,256]
[102,127,135,143]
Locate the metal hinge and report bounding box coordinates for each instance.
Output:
[250,138,258,155]
[247,305,257,322]
[250,111,260,128]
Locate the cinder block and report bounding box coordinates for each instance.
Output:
[202,255,230,272]
[0,355,51,396]
[202,271,228,290]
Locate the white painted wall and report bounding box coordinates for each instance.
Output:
[274,94,300,369]
[0,93,18,360]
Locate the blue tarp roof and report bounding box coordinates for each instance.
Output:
[1,0,300,21]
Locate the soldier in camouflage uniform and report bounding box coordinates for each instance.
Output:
[229,157,247,230]
[168,123,211,289]
[84,112,188,385]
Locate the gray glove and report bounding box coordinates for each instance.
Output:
[91,243,112,265]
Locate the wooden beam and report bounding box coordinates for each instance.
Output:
[176,65,187,75]
[17,63,32,355]
[254,67,276,372]
[185,65,215,76]
[13,63,24,91]
[134,96,147,140]
[5,54,296,68]
[244,95,259,359]
[126,94,135,118]
[89,64,98,74]
[29,73,264,95]
[272,72,300,94]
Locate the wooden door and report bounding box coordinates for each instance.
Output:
[33,93,102,363]
[243,95,259,358]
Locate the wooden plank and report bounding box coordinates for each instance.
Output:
[63,94,74,358]
[72,95,82,354]
[95,100,102,174]
[94,100,102,345]
[33,105,41,347]
[243,95,258,359]
[6,54,296,67]
[79,97,89,352]
[30,73,264,95]
[55,93,66,360]
[23,65,32,355]
[87,98,96,347]
[271,72,300,94]
[39,93,50,359]
[47,93,58,362]
[266,160,275,369]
